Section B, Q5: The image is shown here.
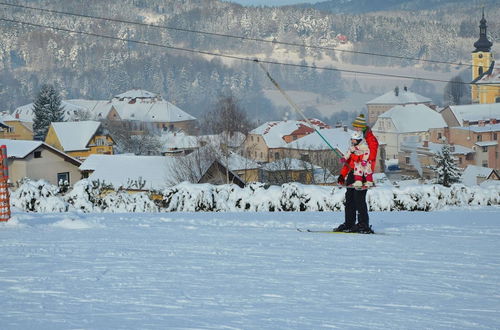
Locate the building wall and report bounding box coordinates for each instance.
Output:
[439,107,461,127]
[243,134,269,163]
[477,84,500,104]
[8,148,81,186]
[1,121,33,140]
[367,104,394,126]
[471,51,493,103]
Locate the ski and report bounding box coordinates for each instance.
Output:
[296,228,382,235]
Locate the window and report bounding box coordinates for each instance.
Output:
[274,152,280,160]
[458,157,463,165]
[57,172,70,185]
[477,135,482,142]
[437,132,442,140]
[300,154,310,162]
[496,97,500,103]
[482,161,488,167]
[478,67,483,76]
[405,157,410,164]
[34,151,42,158]
[482,146,488,153]
[494,133,498,140]
[251,136,254,142]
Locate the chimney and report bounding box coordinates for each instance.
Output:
[479,120,485,127]
[491,118,497,124]
[423,140,429,148]
[463,120,469,127]
[15,113,19,119]
[343,125,348,132]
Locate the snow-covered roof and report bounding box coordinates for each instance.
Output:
[286,127,353,155]
[461,165,495,186]
[110,100,196,123]
[0,139,43,158]
[80,154,175,191]
[475,141,498,147]
[12,100,89,122]
[225,152,260,171]
[377,104,447,133]
[453,123,500,133]
[0,139,81,164]
[250,119,330,148]
[367,89,431,105]
[262,158,319,171]
[51,121,101,152]
[114,89,158,99]
[66,99,112,119]
[160,132,199,152]
[476,62,500,84]
[447,103,500,126]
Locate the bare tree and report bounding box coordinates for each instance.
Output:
[105,120,161,155]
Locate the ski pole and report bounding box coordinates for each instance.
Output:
[254,59,345,159]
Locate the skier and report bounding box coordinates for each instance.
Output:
[334,114,378,234]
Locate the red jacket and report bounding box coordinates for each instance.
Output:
[340,128,379,178]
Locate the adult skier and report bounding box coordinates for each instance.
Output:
[334,114,379,234]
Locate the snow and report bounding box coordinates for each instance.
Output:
[366,89,431,105]
[114,89,159,99]
[461,165,496,186]
[50,121,101,152]
[12,100,88,122]
[0,139,43,158]
[80,155,178,191]
[1,207,500,328]
[286,127,353,154]
[250,119,330,148]
[378,104,447,133]
[111,100,196,123]
[447,103,500,126]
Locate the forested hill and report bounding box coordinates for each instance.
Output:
[0,0,498,121]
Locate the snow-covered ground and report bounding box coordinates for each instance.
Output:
[1,208,499,329]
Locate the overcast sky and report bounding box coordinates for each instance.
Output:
[225,0,321,6]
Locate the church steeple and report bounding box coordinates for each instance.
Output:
[473,8,493,52]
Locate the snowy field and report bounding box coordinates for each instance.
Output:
[1,208,500,329]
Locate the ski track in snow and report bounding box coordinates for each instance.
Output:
[0,209,499,329]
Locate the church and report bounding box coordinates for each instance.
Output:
[471,10,500,104]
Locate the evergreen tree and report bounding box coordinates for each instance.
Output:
[32,84,65,140]
[433,144,461,187]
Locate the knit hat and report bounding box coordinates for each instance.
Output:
[352,114,367,129]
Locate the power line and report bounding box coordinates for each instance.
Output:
[0,1,475,69]
[0,17,470,85]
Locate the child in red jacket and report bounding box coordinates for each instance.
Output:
[344,131,374,188]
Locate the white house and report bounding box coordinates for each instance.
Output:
[373,104,447,160]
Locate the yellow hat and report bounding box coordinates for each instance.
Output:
[352,114,367,128]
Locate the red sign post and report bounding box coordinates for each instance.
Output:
[0,145,11,221]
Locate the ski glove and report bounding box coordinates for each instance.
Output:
[340,157,346,164]
[361,160,367,166]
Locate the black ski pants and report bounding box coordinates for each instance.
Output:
[344,186,369,228]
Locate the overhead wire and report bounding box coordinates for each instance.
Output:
[0,17,472,85]
[0,1,477,69]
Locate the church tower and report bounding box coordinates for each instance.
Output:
[471,9,494,103]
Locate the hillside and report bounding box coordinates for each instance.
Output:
[0,0,496,123]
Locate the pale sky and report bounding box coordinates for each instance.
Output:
[225,0,320,6]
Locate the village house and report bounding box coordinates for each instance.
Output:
[244,119,330,163]
[366,87,432,126]
[0,139,81,186]
[372,104,447,161]
[96,89,197,135]
[0,113,32,140]
[261,158,317,185]
[45,121,114,160]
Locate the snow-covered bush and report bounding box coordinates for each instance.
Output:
[9,179,500,213]
[11,179,67,212]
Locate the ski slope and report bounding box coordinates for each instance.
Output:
[1,208,499,329]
